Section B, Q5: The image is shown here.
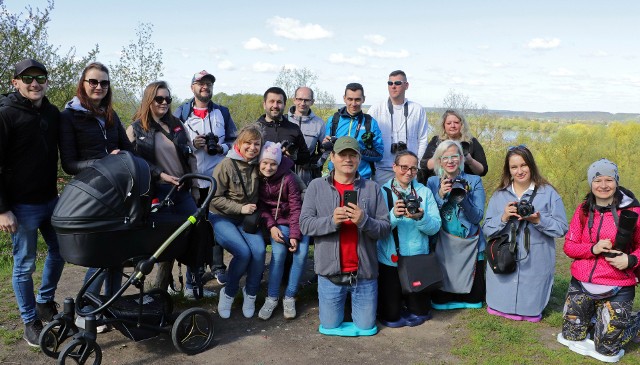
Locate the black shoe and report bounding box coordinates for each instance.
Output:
[201,271,216,284]
[24,319,44,347]
[36,300,59,322]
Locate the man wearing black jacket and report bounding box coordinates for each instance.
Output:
[255,87,310,166]
[0,59,64,347]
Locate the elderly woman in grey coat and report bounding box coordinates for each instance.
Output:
[483,145,568,322]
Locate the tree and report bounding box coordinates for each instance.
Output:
[273,66,335,110]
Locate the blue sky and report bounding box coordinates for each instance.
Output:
[10,0,640,113]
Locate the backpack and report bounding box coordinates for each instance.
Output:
[330,111,376,176]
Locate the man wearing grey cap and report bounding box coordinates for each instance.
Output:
[0,59,64,347]
[300,136,390,336]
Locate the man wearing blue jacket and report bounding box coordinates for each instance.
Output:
[323,83,384,180]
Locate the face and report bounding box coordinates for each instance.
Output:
[443,114,462,139]
[150,88,171,119]
[83,68,109,106]
[259,158,278,177]
[343,89,364,115]
[240,139,261,160]
[393,155,419,186]
[12,68,48,105]
[387,75,408,100]
[439,145,461,176]
[591,176,616,202]
[263,92,285,120]
[330,149,360,176]
[508,154,531,185]
[191,78,213,102]
[294,87,314,114]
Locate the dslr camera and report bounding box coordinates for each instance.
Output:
[361,131,374,150]
[449,177,469,203]
[320,136,338,153]
[403,193,423,214]
[281,140,299,160]
[390,141,407,154]
[516,199,535,217]
[204,133,224,155]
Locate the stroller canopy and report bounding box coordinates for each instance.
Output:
[52,151,151,233]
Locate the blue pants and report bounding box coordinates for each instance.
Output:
[266,225,309,298]
[317,275,377,330]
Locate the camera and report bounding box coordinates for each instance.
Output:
[449,177,469,203]
[281,140,299,160]
[403,193,423,214]
[320,136,338,153]
[204,133,223,155]
[602,209,639,257]
[516,200,535,217]
[390,141,407,154]
[361,131,374,150]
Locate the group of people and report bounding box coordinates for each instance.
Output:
[1,59,639,362]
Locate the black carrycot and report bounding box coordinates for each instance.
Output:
[52,151,188,267]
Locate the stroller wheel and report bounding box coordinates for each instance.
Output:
[40,318,79,358]
[57,338,102,365]
[171,308,214,355]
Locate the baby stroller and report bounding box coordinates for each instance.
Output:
[39,151,215,364]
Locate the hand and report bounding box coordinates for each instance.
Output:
[406,207,424,221]
[393,200,406,218]
[193,135,206,149]
[464,153,472,164]
[345,202,364,225]
[241,204,257,215]
[520,211,541,224]
[110,149,121,155]
[592,239,613,255]
[604,251,629,270]
[333,206,350,225]
[322,136,332,144]
[439,178,452,198]
[0,211,18,234]
[160,172,180,186]
[501,201,519,222]
[270,226,284,243]
[289,238,298,252]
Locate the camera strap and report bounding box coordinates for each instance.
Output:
[274,177,285,221]
[514,185,537,260]
[387,98,409,144]
[588,205,619,243]
[383,186,402,257]
[230,159,255,198]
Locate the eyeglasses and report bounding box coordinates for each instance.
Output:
[19,75,47,84]
[153,96,173,104]
[193,81,213,87]
[397,165,418,173]
[295,97,312,103]
[440,154,461,162]
[84,79,110,88]
[387,81,406,86]
[508,144,527,151]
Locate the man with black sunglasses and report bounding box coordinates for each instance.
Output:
[368,70,431,185]
[0,59,64,347]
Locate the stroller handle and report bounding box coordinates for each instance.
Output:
[163,173,216,215]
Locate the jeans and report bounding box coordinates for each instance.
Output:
[266,225,309,298]
[83,267,123,297]
[11,198,65,323]
[317,275,377,330]
[211,214,265,297]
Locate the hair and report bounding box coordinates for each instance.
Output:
[496,146,550,191]
[76,62,115,127]
[437,109,473,142]
[393,150,418,165]
[263,87,287,102]
[294,86,314,99]
[581,189,623,216]
[235,124,264,149]
[132,81,172,131]
[432,140,465,177]
[344,82,364,96]
[389,70,406,78]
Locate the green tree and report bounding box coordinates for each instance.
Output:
[273,66,335,111]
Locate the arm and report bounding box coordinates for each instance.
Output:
[286,174,303,240]
[419,136,438,171]
[466,138,488,176]
[360,118,384,163]
[221,106,237,153]
[358,184,391,240]
[59,110,92,175]
[126,125,164,179]
[294,130,311,165]
[0,111,11,212]
[210,160,245,215]
[115,114,134,152]
[459,176,485,224]
[415,187,442,236]
[416,107,429,159]
[563,205,595,259]
[482,190,510,237]
[299,181,339,237]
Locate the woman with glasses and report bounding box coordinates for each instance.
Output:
[60,62,133,331]
[418,109,487,182]
[483,145,568,322]
[377,150,441,328]
[426,140,486,310]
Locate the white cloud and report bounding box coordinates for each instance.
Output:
[364,34,386,45]
[243,37,284,53]
[218,60,235,71]
[527,38,561,49]
[592,50,609,57]
[267,17,332,40]
[549,68,574,76]
[328,53,365,66]
[252,62,279,73]
[477,45,490,50]
[357,46,409,58]
[492,62,505,68]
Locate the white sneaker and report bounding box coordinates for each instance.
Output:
[75,316,109,333]
[167,284,180,296]
[258,297,278,320]
[283,297,296,319]
[184,288,217,300]
[217,287,234,319]
[242,287,257,318]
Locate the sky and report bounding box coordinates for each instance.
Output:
[9,0,640,113]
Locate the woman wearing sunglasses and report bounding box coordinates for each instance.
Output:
[483,145,568,322]
[60,62,133,331]
[418,109,487,182]
[377,150,441,328]
[426,140,486,311]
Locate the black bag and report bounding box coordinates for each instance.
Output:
[230,159,260,234]
[486,230,517,274]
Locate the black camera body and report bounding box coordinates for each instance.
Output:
[320,136,338,153]
[281,140,299,160]
[204,133,224,155]
[361,131,374,150]
[602,209,639,258]
[516,200,535,217]
[403,193,423,214]
[390,141,407,154]
[449,177,469,203]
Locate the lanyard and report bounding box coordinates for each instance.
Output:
[387,98,409,143]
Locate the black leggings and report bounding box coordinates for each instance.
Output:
[377,263,431,322]
[431,260,486,304]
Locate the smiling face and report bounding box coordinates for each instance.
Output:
[240,139,262,160]
[443,114,462,139]
[343,89,364,115]
[83,68,109,107]
[393,154,419,188]
[259,158,278,177]
[12,68,48,106]
[294,87,314,115]
[150,87,170,120]
[330,149,360,176]
[439,145,462,177]
[509,154,531,185]
[591,175,617,205]
[263,92,285,121]
[191,78,213,103]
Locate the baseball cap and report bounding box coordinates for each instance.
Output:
[14,59,48,78]
[191,70,216,84]
[333,136,361,155]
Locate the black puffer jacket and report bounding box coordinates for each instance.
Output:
[255,115,310,165]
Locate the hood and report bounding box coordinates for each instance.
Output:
[0,91,51,112]
[226,144,259,164]
[287,106,317,122]
[256,114,288,128]
[263,156,294,182]
[65,96,90,112]
[618,186,640,209]
[337,106,363,119]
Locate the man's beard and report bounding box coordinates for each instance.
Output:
[195,92,211,103]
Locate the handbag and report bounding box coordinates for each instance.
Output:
[383,186,443,294]
[231,159,260,234]
[435,230,479,293]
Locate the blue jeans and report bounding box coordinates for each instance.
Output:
[83,267,123,297]
[317,275,377,330]
[267,226,309,298]
[210,214,265,297]
[11,198,65,323]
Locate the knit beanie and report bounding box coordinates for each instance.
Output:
[259,141,282,165]
[587,158,619,186]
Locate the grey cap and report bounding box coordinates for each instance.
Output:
[587,158,619,186]
[14,59,48,78]
[333,136,361,155]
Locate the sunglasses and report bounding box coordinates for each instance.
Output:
[19,75,48,84]
[508,144,528,151]
[84,79,110,88]
[387,81,406,86]
[153,96,173,104]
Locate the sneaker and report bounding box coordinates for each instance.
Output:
[75,316,109,333]
[184,288,217,300]
[36,301,59,323]
[258,297,278,320]
[201,271,216,284]
[215,269,227,285]
[217,287,234,319]
[23,319,43,347]
[242,287,257,318]
[283,297,296,319]
[167,284,180,296]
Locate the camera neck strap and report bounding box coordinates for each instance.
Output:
[383,186,403,257]
[588,204,619,243]
[230,159,254,198]
[387,98,409,143]
[274,177,285,221]
[390,179,416,200]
